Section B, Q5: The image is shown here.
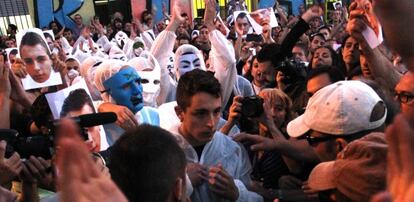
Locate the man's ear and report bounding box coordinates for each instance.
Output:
[335,138,348,153]
[173,177,184,201]
[175,105,184,122]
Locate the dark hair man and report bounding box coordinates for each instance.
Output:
[173,69,262,201]
[306,66,345,97]
[288,80,387,162]
[109,125,188,202]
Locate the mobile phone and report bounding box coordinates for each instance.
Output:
[246,34,263,43]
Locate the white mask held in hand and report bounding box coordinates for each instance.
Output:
[178,53,201,76]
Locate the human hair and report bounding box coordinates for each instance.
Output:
[141,10,152,24]
[65,58,77,63]
[8,24,17,32]
[200,25,208,31]
[176,69,221,111]
[19,31,51,56]
[309,32,326,43]
[244,55,257,82]
[307,66,345,83]
[293,42,309,58]
[60,89,95,117]
[109,124,186,202]
[43,32,53,41]
[177,33,191,42]
[30,94,53,129]
[9,49,18,56]
[257,43,283,66]
[63,28,73,33]
[318,26,331,33]
[259,88,295,127]
[236,12,248,21]
[48,20,62,31]
[309,45,346,74]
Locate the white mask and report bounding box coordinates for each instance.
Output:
[111,53,127,61]
[67,69,80,80]
[167,56,174,74]
[115,31,128,49]
[138,70,160,107]
[178,53,201,76]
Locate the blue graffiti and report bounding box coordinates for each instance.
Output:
[36,0,84,31]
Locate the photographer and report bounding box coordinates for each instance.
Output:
[0,54,52,201]
[224,89,318,200]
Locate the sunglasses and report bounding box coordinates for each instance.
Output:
[305,134,339,146]
[395,91,414,103]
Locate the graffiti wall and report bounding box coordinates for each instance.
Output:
[28,0,95,31]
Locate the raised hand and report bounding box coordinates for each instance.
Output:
[384,115,414,201]
[346,2,367,43]
[301,5,324,23]
[371,0,414,71]
[56,119,128,202]
[166,0,188,31]
[204,0,217,30]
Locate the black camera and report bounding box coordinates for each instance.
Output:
[0,112,117,159]
[0,129,52,159]
[241,96,264,117]
[275,59,307,84]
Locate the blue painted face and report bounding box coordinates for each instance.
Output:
[103,67,144,114]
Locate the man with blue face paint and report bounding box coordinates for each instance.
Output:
[94,60,160,145]
[103,67,144,114]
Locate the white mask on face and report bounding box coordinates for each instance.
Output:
[67,69,80,80]
[115,31,128,49]
[134,47,144,57]
[178,53,201,76]
[138,70,160,107]
[167,56,174,73]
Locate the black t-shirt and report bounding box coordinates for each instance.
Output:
[193,144,206,161]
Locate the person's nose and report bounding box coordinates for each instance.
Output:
[33,61,42,72]
[319,41,325,47]
[206,113,215,129]
[131,82,141,96]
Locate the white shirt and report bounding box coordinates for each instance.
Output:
[168,124,263,202]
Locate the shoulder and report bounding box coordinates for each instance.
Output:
[213,131,242,151]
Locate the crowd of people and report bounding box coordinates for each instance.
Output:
[0,0,414,201]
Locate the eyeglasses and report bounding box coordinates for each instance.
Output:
[395,92,414,103]
[305,134,338,146]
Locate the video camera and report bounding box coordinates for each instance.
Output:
[0,112,117,159]
[275,59,307,84]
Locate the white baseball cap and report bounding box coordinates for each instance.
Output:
[287,81,387,137]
